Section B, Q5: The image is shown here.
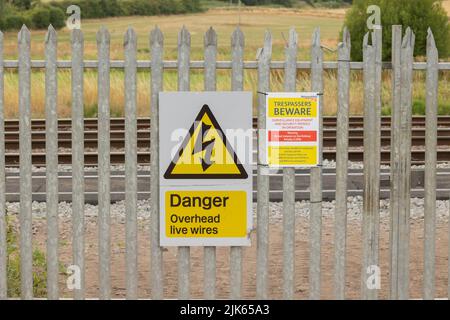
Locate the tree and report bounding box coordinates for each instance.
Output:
[11,0,31,10]
[344,0,449,60]
[0,0,5,20]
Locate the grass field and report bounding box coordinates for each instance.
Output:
[0,7,449,118]
[444,0,450,15]
[1,7,345,60]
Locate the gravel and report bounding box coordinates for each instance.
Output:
[5,164,152,173]
[6,161,450,173]
[4,197,449,224]
[4,162,449,224]
[321,159,450,170]
[6,147,151,154]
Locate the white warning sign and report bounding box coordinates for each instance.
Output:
[159,92,253,246]
[265,92,321,167]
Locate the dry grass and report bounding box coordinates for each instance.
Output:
[3,67,447,119]
[0,8,449,118]
[443,0,450,16]
[1,8,344,61]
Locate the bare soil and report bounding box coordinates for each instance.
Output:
[18,214,448,300]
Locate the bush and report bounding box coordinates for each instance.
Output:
[273,0,293,7]
[181,0,202,12]
[241,0,265,5]
[78,0,105,18]
[1,4,71,30]
[2,0,204,30]
[0,0,5,20]
[240,0,293,6]
[319,1,345,8]
[102,0,123,17]
[3,14,30,30]
[31,8,51,29]
[12,0,31,10]
[119,0,160,16]
[49,0,204,19]
[344,0,450,61]
[48,6,66,29]
[310,0,350,5]
[159,0,183,14]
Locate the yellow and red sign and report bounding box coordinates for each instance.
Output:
[266,93,321,167]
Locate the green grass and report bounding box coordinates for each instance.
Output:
[381,100,450,116]
[412,100,450,116]
[6,217,48,298]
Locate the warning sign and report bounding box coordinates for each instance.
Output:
[159,92,253,247]
[165,191,247,238]
[164,104,247,179]
[266,92,321,167]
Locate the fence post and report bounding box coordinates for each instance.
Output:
[150,26,164,300]
[124,27,138,300]
[371,24,382,298]
[361,31,380,300]
[398,28,415,300]
[256,30,271,300]
[282,27,297,300]
[374,27,382,147]
[309,28,323,300]
[334,27,351,300]
[230,26,245,300]
[97,26,111,300]
[45,25,59,300]
[423,28,438,301]
[389,25,402,300]
[204,27,218,299]
[18,25,33,300]
[0,30,6,300]
[177,26,191,300]
[71,29,85,300]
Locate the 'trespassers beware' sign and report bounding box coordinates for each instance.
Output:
[265,92,321,167]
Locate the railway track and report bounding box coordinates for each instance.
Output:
[3,168,450,203]
[4,149,450,166]
[3,128,450,149]
[2,117,450,166]
[3,116,450,131]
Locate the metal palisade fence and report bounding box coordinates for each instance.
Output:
[0,24,449,300]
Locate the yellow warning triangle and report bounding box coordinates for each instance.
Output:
[164,104,248,179]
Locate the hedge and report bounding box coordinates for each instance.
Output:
[0,2,66,31]
[31,8,51,29]
[48,0,203,19]
[48,7,66,30]
[240,0,293,6]
[344,0,449,61]
[0,0,203,31]
[1,14,31,30]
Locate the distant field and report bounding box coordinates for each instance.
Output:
[1,7,345,60]
[444,0,450,16]
[1,8,345,118]
[0,7,448,118]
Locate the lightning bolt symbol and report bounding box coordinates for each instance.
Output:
[192,121,216,172]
